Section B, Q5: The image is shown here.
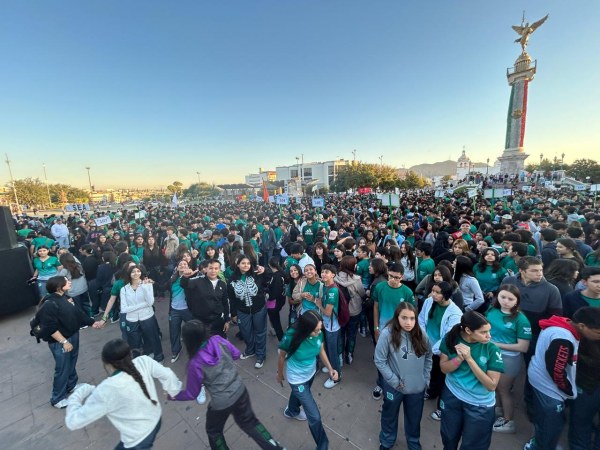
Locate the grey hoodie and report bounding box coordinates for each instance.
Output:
[374,326,433,394]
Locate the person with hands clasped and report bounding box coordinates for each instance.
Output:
[119,265,164,363]
[277,310,338,450]
[33,276,104,409]
[375,302,433,450]
[438,311,504,450]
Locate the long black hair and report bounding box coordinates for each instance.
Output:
[286,310,322,359]
[386,302,428,357]
[454,255,475,282]
[445,310,489,353]
[428,281,454,320]
[181,320,211,360]
[101,339,157,405]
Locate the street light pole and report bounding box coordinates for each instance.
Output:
[43,163,52,207]
[196,171,201,185]
[486,158,490,176]
[379,155,383,166]
[561,153,565,171]
[85,166,93,192]
[4,153,20,212]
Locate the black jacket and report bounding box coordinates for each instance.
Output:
[37,293,94,342]
[180,275,230,323]
[227,272,267,314]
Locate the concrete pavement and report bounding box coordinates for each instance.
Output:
[0,298,556,450]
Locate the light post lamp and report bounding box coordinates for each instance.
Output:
[539,153,543,168]
[43,163,52,207]
[295,157,300,181]
[553,156,558,170]
[85,166,93,192]
[4,153,20,212]
[561,152,565,171]
[379,155,383,166]
[486,158,490,176]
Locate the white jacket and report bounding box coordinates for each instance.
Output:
[66,356,182,448]
[120,283,155,322]
[418,297,463,355]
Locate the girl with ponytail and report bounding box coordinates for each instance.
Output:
[438,310,504,450]
[65,339,182,449]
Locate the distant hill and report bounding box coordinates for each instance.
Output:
[409,160,456,178]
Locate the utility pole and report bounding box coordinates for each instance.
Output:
[43,163,52,207]
[352,149,356,161]
[85,166,93,192]
[379,155,383,166]
[4,153,20,212]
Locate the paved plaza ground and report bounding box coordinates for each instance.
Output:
[1,298,559,450]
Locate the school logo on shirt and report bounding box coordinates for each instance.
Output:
[523,327,532,335]
[504,322,514,329]
[494,351,503,364]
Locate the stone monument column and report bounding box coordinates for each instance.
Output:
[498,14,548,175]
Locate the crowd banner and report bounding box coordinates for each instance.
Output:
[276,194,289,205]
[94,216,112,226]
[65,204,90,212]
[312,198,325,208]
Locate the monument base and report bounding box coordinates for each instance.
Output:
[498,147,528,175]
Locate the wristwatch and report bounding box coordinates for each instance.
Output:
[59,339,68,345]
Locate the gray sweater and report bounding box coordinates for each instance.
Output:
[374,326,433,394]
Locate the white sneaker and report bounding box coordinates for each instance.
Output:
[254,360,264,369]
[53,398,69,409]
[196,386,206,405]
[321,366,329,374]
[283,407,307,421]
[372,386,383,400]
[493,417,515,434]
[323,378,339,389]
[170,352,180,364]
[431,409,442,421]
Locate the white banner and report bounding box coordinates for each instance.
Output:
[575,185,586,191]
[312,198,325,208]
[276,194,289,205]
[591,184,600,192]
[467,189,477,198]
[94,215,112,226]
[65,203,90,212]
[434,190,445,198]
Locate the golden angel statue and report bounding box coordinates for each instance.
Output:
[512,14,548,53]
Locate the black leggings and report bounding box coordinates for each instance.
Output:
[267,308,284,341]
[206,388,284,450]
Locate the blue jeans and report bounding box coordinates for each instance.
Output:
[48,332,80,405]
[287,376,329,450]
[380,380,424,450]
[126,316,164,362]
[168,308,194,355]
[323,328,341,374]
[569,384,600,450]
[238,307,267,360]
[440,388,495,450]
[114,419,161,449]
[529,386,566,450]
[37,279,48,298]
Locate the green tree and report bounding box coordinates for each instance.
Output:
[167,181,183,195]
[183,182,219,198]
[401,171,427,189]
[567,159,600,182]
[330,162,402,192]
[11,178,47,206]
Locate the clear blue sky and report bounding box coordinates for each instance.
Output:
[1,1,598,189]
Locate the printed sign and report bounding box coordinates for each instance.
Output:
[467,189,477,198]
[312,198,325,208]
[575,185,586,191]
[94,215,112,226]
[591,184,600,192]
[65,203,90,212]
[276,194,289,205]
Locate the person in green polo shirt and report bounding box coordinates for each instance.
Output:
[439,311,504,450]
[277,310,338,450]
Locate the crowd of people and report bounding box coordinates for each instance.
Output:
[17,185,600,450]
